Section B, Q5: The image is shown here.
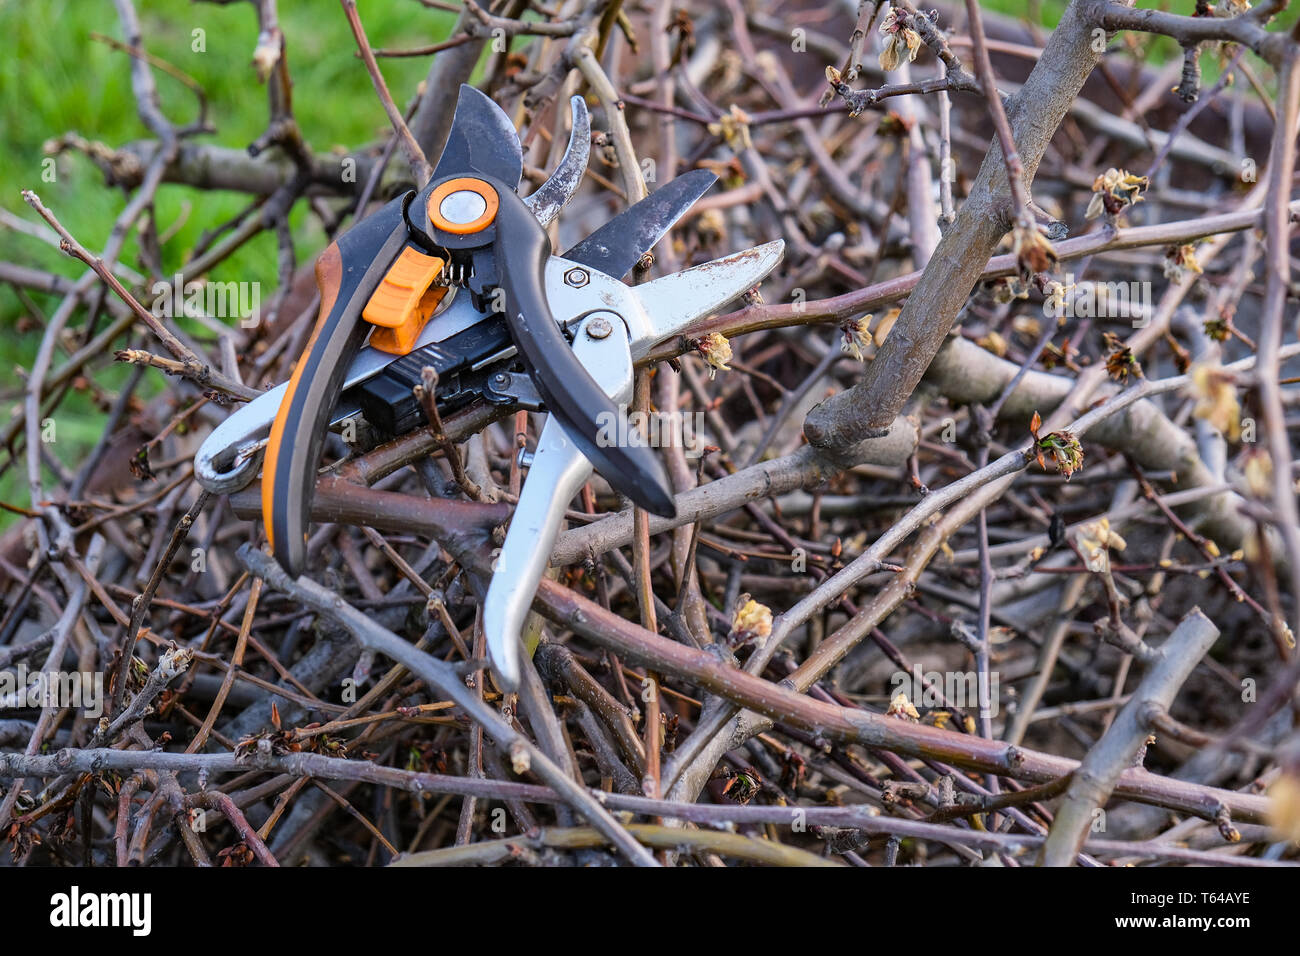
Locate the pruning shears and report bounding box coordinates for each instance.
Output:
[195,85,783,690]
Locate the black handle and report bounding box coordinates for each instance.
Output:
[264,195,410,576]
[493,189,676,518]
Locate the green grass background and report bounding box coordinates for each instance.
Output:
[0,0,457,512]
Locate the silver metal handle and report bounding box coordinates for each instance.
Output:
[482,313,634,690]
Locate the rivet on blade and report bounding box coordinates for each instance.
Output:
[585,315,613,340]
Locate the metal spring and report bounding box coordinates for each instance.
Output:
[435,262,473,287]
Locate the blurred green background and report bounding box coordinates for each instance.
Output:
[0,0,458,513]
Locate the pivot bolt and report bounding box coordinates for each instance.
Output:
[564,268,590,287]
[439,190,488,226]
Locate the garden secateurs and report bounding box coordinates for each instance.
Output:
[194,85,784,690]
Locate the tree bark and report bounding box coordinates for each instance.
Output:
[804,0,1110,460]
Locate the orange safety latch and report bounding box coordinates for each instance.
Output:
[363,247,449,355]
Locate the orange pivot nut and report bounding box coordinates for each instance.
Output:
[427,177,498,235]
[363,246,449,355]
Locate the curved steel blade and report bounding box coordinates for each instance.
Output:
[628,240,785,356]
[431,84,523,187]
[562,168,716,280]
[524,95,590,227]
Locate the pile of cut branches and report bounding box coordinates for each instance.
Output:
[2,0,1300,867]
